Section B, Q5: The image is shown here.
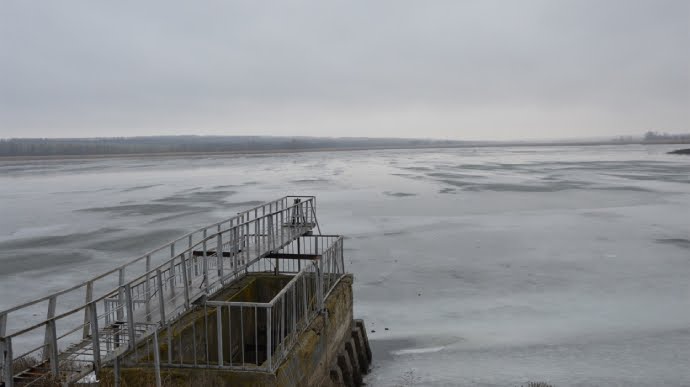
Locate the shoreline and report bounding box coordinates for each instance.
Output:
[1,141,688,162]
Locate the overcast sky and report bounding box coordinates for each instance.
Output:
[0,0,688,140]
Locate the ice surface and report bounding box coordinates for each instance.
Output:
[0,145,688,386]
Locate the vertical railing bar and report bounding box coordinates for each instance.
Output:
[240,307,244,365]
[82,281,93,339]
[266,306,272,371]
[42,295,57,362]
[152,330,162,387]
[124,284,136,349]
[170,245,176,294]
[117,268,125,321]
[254,306,258,366]
[47,319,59,376]
[156,269,166,325]
[217,232,224,280]
[217,307,223,366]
[3,336,13,387]
[89,301,101,374]
[203,229,210,294]
[228,305,232,367]
[145,255,152,322]
[181,255,190,308]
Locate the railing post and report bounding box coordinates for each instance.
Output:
[169,245,176,295]
[124,284,136,349]
[181,256,190,308]
[217,232,224,280]
[317,259,324,312]
[117,268,125,321]
[81,281,94,339]
[47,319,59,376]
[203,245,210,295]
[89,301,101,374]
[156,269,166,325]
[42,295,56,362]
[0,312,6,337]
[2,336,13,387]
[216,306,223,366]
[152,331,162,387]
[266,306,272,371]
[145,255,152,322]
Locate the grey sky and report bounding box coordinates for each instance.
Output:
[1,0,688,140]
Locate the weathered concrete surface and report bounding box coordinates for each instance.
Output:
[99,274,362,387]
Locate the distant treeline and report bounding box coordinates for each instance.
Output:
[0,136,469,157]
[643,131,690,143]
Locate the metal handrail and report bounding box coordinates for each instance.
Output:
[0,196,319,387]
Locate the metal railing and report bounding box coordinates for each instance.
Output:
[129,235,346,374]
[0,196,320,386]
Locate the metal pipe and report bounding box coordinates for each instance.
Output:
[152,331,162,387]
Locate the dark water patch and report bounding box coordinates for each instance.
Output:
[226,200,266,208]
[79,203,203,216]
[149,208,213,223]
[655,238,690,249]
[462,181,585,192]
[427,172,484,179]
[439,188,457,194]
[0,250,93,276]
[590,185,655,192]
[606,173,690,183]
[0,228,123,250]
[383,231,407,237]
[121,184,161,192]
[86,229,186,252]
[668,148,690,155]
[383,191,417,197]
[439,179,473,188]
[291,178,330,184]
[154,190,236,204]
[400,166,433,172]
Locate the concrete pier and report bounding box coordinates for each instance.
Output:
[0,197,371,387]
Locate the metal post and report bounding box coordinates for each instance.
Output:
[181,256,190,308]
[124,284,136,349]
[169,248,176,296]
[113,356,120,387]
[203,242,210,294]
[42,295,56,362]
[89,302,101,374]
[145,255,152,322]
[47,319,59,376]
[152,331,162,387]
[216,307,223,366]
[117,268,125,321]
[266,306,272,371]
[0,313,6,337]
[156,269,166,324]
[217,232,224,279]
[3,336,13,387]
[83,281,93,339]
[317,259,324,312]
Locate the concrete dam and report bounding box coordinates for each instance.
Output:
[0,196,371,386]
